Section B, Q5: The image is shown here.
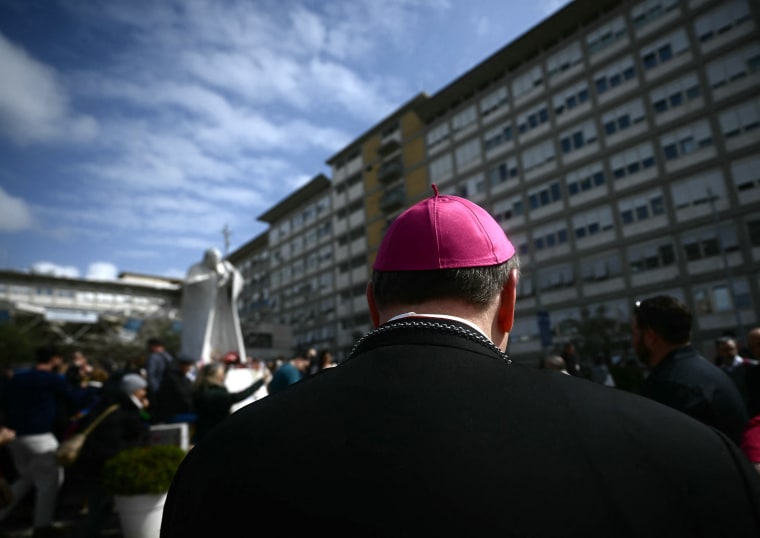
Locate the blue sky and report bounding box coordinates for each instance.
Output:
[0,0,568,280]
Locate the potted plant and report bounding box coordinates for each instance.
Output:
[103,444,187,538]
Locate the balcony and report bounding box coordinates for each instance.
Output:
[378,136,401,156]
[377,157,403,184]
[380,186,405,212]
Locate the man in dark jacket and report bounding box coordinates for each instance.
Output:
[163,187,760,537]
[154,355,196,425]
[634,296,749,445]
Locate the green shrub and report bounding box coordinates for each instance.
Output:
[103,445,187,495]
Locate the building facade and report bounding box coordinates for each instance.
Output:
[234,0,760,364]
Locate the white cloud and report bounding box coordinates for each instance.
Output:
[0,32,97,145]
[86,262,119,280]
[0,187,33,232]
[30,262,80,278]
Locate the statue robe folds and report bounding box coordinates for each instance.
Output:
[181,248,246,364]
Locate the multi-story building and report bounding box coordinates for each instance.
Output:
[0,269,182,347]
[235,0,760,365]
[255,174,336,355]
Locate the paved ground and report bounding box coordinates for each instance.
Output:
[0,484,124,538]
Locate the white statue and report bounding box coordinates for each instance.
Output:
[180,248,246,364]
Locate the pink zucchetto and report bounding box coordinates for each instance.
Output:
[373,185,515,271]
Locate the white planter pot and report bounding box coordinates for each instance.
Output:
[113,493,167,538]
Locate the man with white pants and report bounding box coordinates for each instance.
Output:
[0,345,86,536]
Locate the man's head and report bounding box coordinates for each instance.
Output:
[290,356,312,372]
[631,296,692,366]
[747,327,760,360]
[147,337,164,351]
[176,355,197,373]
[715,336,739,366]
[367,186,519,350]
[35,345,62,369]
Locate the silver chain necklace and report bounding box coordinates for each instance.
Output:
[348,319,512,365]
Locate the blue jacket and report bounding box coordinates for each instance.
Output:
[4,368,89,436]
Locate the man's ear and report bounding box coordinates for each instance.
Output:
[366,282,380,328]
[497,269,518,333]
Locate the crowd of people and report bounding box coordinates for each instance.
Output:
[2,189,760,535]
[0,338,339,536]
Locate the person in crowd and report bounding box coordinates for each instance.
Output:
[71,373,150,537]
[560,341,582,377]
[162,187,760,537]
[305,347,319,375]
[633,296,749,446]
[225,357,269,412]
[715,335,758,413]
[192,362,269,443]
[590,352,615,387]
[316,349,337,371]
[145,337,173,404]
[153,355,196,425]
[266,355,311,395]
[538,354,570,374]
[0,426,15,510]
[0,345,89,536]
[748,327,760,360]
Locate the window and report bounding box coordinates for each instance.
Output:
[512,65,543,99]
[650,73,701,115]
[566,162,606,196]
[671,170,725,210]
[430,153,453,182]
[731,156,760,193]
[537,263,575,291]
[455,138,481,171]
[517,102,550,135]
[640,29,689,71]
[602,98,646,136]
[594,55,637,95]
[488,157,519,188]
[426,122,450,147]
[546,41,583,80]
[627,240,676,273]
[493,195,524,223]
[560,121,597,154]
[452,105,477,133]
[553,81,590,118]
[631,0,678,30]
[480,86,509,117]
[587,15,627,56]
[660,120,713,161]
[610,142,656,180]
[483,122,514,151]
[748,218,760,247]
[521,140,556,173]
[619,190,666,225]
[706,44,760,92]
[582,251,623,281]
[458,173,486,197]
[573,206,614,239]
[693,280,751,314]
[718,97,760,139]
[694,0,752,44]
[681,223,739,261]
[533,221,569,251]
[528,180,563,211]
